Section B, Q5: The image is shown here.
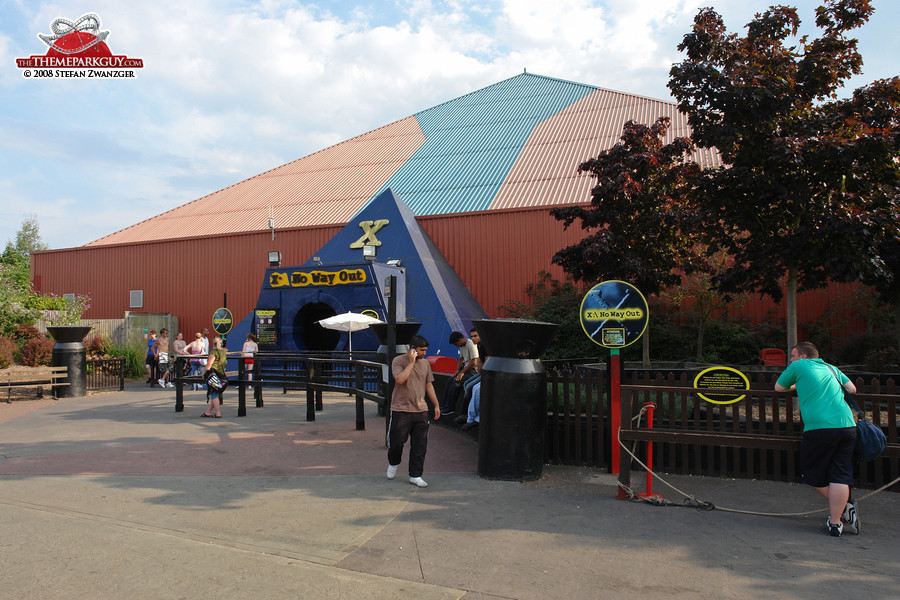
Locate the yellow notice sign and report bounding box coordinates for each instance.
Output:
[693,366,750,404]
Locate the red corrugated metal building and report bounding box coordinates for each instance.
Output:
[30,73,848,341]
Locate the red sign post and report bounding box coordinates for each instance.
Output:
[579,280,648,497]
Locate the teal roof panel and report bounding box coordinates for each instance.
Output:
[371,73,597,216]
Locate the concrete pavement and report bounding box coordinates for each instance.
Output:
[0,382,897,599]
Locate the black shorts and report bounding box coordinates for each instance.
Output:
[799,427,856,487]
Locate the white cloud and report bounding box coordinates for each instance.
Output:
[0,0,897,249]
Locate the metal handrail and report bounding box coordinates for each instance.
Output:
[171,353,387,430]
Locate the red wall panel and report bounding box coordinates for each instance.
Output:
[31,209,861,343]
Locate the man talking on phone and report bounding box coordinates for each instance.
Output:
[386,335,440,487]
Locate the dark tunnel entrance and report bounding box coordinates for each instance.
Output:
[294,302,339,351]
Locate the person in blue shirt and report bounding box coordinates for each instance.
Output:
[145,330,158,387]
[775,342,859,537]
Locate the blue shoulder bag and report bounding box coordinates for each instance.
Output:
[827,365,886,463]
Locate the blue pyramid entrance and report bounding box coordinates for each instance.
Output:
[229,189,486,359]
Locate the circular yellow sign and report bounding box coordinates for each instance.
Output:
[694,366,750,404]
[212,307,234,335]
[580,280,649,348]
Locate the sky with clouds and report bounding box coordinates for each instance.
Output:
[1,0,897,250]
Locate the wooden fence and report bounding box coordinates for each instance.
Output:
[546,368,899,490]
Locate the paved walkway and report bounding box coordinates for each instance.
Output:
[0,383,897,599]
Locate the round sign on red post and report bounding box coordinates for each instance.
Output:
[580,280,649,348]
[580,280,649,482]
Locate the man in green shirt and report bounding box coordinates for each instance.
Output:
[775,342,858,536]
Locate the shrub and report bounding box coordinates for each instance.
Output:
[106,341,147,378]
[830,332,895,366]
[0,336,15,368]
[864,347,900,373]
[21,336,54,366]
[12,323,41,345]
[87,334,110,356]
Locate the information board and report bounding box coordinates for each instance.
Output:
[693,366,750,404]
[255,309,279,348]
[580,280,649,348]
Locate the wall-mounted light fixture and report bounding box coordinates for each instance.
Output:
[268,251,282,267]
[386,259,401,266]
[363,244,377,261]
[312,256,323,265]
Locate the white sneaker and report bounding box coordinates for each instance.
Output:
[386,464,398,480]
[166,382,175,388]
[842,500,860,535]
[157,379,165,387]
[409,476,428,488]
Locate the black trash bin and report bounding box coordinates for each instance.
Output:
[473,319,558,481]
[369,322,423,365]
[47,326,92,398]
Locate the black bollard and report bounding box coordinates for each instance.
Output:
[47,326,92,398]
[473,319,558,481]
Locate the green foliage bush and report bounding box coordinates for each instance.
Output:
[106,341,146,379]
[21,337,54,367]
[829,332,896,366]
[11,323,42,360]
[87,334,110,356]
[501,272,793,365]
[0,336,15,368]
[865,347,900,372]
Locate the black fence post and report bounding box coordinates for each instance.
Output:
[306,360,316,421]
[254,358,263,407]
[355,362,365,430]
[238,354,247,417]
[385,275,397,443]
[174,357,184,412]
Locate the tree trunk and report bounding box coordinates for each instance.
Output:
[895,299,900,357]
[785,266,799,355]
[642,324,650,368]
[696,325,705,362]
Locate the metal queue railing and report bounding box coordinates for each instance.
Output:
[172,351,386,430]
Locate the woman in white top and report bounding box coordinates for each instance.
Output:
[173,332,188,378]
[242,333,259,380]
[183,332,206,391]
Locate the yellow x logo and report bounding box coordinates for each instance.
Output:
[349,219,389,248]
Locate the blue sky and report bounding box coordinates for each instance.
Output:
[1,0,897,250]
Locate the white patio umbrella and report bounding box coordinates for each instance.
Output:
[316,312,383,356]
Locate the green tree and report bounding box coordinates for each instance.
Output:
[1,215,48,296]
[659,251,750,361]
[0,216,48,336]
[668,0,900,353]
[863,234,900,351]
[550,117,702,365]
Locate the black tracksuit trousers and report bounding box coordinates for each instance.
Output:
[387,410,430,478]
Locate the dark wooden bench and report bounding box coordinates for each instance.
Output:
[1,366,69,402]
